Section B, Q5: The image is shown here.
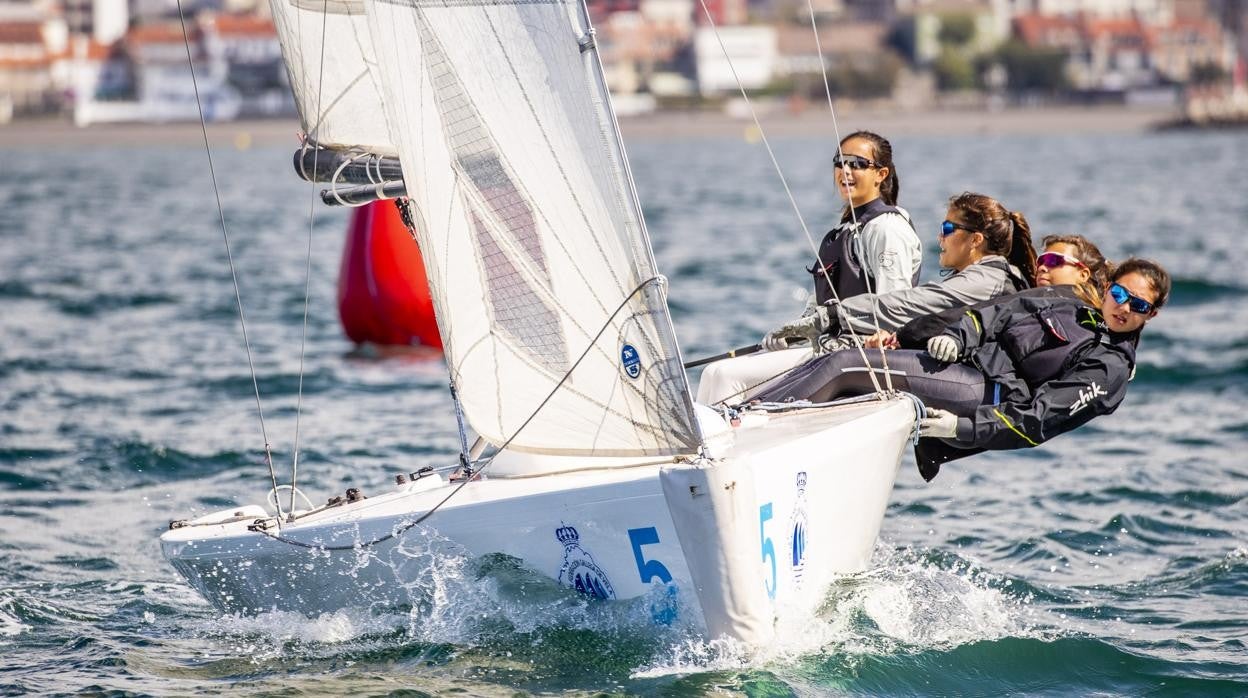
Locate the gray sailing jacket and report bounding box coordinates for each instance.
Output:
[829,255,1028,337]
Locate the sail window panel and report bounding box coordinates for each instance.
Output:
[470,210,569,375]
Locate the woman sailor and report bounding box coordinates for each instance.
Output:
[753,257,1171,481]
[695,130,921,405]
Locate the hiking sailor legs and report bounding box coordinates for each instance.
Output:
[695,346,814,406]
[754,294,1134,478]
[910,291,1139,480]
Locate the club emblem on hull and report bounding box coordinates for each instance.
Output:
[789,471,809,586]
[556,524,616,600]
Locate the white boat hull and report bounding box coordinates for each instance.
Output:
[161,396,916,643]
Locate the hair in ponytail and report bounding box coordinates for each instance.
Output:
[1005,210,1037,285]
[948,192,1035,283]
[838,130,900,221]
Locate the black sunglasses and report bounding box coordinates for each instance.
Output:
[940,220,973,237]
[1108,282,1155,314]
[832,154,878,171]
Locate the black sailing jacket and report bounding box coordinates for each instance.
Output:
[915,292,1139,480]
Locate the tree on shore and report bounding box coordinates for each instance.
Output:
[993,39,1068,94]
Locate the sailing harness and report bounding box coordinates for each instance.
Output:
[808,199,919,305]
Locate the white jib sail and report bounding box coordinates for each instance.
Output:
[269,0,395,153]
[363,0,701,456]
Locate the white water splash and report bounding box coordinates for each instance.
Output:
[0,602,31,641]
[200,607,408,647]
[633,543,1048,678]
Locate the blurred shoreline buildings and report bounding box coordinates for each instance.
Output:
[0,0,1244,125]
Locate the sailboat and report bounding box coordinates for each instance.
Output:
[160,0,920,643]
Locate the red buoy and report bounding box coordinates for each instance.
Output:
[337,201,442,349]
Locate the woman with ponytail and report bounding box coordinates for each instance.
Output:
[696,131,921,405]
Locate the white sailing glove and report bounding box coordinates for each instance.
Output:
[763,306,831,353]
[926,335,962,363]
[918,408,959,439]
[761,329,791,353]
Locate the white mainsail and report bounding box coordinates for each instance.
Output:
[360,0,701,456]
[269,0,394,153]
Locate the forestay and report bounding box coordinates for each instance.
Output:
[361,0,700,456]
[269,0,395,153]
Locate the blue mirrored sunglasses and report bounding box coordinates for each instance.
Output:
[940,220,972,238]
[832,154,877,171]
[1108,282,1154,314]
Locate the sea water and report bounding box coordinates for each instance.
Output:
[1,125,1246,695]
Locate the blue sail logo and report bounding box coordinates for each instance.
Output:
[620,344,641,379]
[556,524,616,600]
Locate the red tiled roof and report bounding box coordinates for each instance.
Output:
[0,56,51,69]
[0,21,45,44]
[127,22,195,45]
[1013,13,1081,48]
[205,13,276,37]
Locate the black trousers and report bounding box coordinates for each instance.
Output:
[752,349,992,417]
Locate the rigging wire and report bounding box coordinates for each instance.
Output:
[289,0,333,518]
[256,276,673,551]
[175,0,284,523]
[693,0,897,397]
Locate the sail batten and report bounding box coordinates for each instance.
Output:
[356,0,699,455]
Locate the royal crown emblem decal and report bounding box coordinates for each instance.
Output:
[556,523,616,600]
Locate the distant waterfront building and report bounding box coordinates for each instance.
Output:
[0,2,69,118]
[1150,14,1235,82]
[201,12,289,115]
[73,19,235,125]
[694,24,776,93]
[1013,10,1233,91]
[0,20,57,117]
[63,0,127,43]
[696,0,746,25]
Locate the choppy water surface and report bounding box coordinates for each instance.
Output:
[1,124,1246,695]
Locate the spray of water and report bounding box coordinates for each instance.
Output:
[634,542,1051,678]
[185,528,1057,681]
